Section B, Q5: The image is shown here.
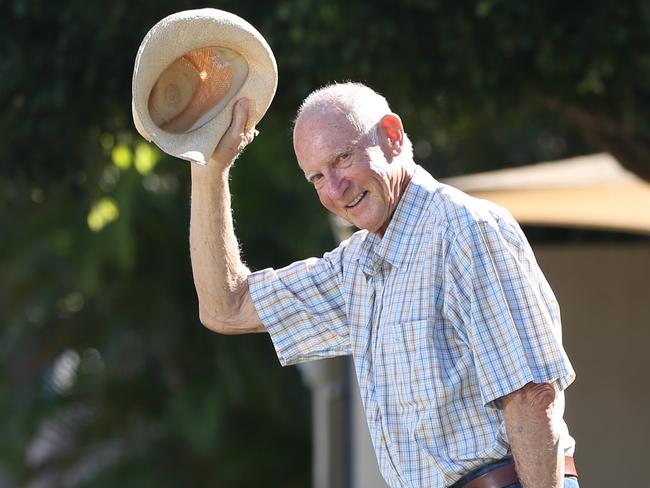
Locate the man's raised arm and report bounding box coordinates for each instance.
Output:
[189,98,266,335]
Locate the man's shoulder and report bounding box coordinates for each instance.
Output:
[426,182,532,257]
[423,177,519,237]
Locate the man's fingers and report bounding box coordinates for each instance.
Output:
[235,126,257,153]
[220,99,247,146]
[230,98,249,133]
[209,99,256,166]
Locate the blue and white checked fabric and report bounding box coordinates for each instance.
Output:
[249,166,576,487]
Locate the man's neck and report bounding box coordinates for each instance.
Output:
[376,160,417,238]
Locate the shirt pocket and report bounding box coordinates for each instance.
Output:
[381,319,435,412]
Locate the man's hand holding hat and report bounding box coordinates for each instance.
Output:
[209,98,258,170]
[131,9,277,165]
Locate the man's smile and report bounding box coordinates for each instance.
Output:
[345,191,368,209]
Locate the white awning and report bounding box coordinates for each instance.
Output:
[443,153,650,235]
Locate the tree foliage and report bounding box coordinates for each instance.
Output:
[2,0,650,485]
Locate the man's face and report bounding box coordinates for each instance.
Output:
[294,111,399,236]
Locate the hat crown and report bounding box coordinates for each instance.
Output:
[148,46,249,134]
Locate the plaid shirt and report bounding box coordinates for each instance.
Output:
[249,166,576,487]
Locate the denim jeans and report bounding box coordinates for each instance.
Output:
[505,476,579,488]
[450,457,580,488]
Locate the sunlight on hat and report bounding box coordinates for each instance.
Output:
[148,47,248,134]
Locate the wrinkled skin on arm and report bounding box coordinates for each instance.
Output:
[503,381,565,488]
[189,98,266,334]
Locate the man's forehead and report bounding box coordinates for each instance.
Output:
[298,107,351,132]
[295,110,359,153]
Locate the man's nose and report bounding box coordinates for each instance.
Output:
[326,171,348,200]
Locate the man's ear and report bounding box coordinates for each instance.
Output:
[380,114,404,155]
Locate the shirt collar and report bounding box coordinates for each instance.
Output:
[357,166,438,276]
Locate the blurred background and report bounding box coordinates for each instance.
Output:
[2,0,650,486]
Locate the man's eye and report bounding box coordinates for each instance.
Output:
[339,152,351,161]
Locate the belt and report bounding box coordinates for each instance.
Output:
[461,456,578,488]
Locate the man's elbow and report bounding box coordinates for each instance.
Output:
[197,301,264,335]
[197,304,237,335]
[194,281,263,335]
[197,303,222,332]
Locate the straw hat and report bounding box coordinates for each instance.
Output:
[132,8,278,164]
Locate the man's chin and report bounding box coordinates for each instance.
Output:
[335,211,381,234]
[353,220,380,234]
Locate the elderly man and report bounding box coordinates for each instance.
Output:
[189,83,579,488]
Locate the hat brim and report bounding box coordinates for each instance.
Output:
[132,9,278,164]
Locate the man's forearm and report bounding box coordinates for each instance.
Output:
[190,164,250,328]
[503,382,564,488]
[188,98,263,334]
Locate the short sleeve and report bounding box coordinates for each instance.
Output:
[248,244,351,366]
[448,214,575,409]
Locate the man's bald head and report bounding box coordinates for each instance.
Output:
[293,82,413,159]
